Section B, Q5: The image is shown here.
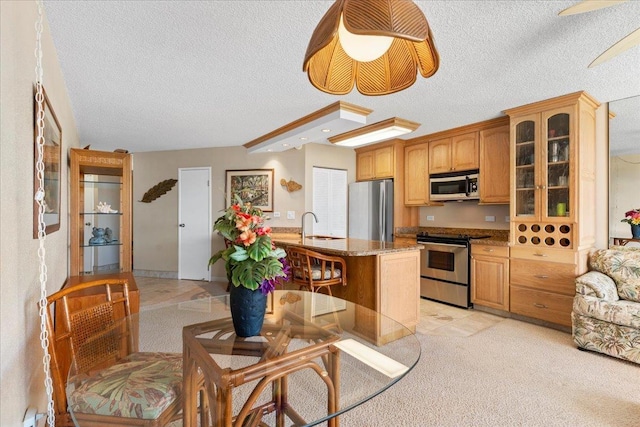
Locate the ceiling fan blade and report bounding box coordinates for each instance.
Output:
[589,27,640,67]
[558,0,627,16]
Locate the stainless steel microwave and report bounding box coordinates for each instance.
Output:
[429,169,479,201]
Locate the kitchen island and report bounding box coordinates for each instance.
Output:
[273,235,423,344]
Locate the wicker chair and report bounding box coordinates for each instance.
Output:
[44,278,183,427]
[286,247,347,296]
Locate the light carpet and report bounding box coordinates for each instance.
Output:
[340,318,639,427]
[136,278,639,426]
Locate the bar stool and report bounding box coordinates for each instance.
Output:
[286,246,347,296]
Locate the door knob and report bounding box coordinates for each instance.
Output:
[179,224,185,227]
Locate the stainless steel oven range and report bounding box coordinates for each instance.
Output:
[417,232,490,308]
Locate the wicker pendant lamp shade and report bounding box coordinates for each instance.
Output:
[303,0,440,96]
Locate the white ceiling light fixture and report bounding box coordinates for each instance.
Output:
[244,101,373,153]
[328,117,420,147]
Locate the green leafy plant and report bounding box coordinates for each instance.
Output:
[209,199,289,293]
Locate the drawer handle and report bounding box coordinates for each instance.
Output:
[483,248,494,252]
[533,253,547,257]
[534,275,549,279]
[533,303,547,309]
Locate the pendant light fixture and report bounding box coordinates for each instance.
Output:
[303,0,440,96]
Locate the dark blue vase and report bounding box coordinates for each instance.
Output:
[632,224,640,239]
[229,284,267,337]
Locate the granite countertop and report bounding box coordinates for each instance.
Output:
[395,227,510,246]
[272,235,423,257]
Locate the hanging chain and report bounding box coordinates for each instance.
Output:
[34,0,56,425]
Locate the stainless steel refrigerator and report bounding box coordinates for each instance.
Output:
[348,179,394,242]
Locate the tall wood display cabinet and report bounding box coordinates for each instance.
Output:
[504,91,599,327]
[70,148,132,276]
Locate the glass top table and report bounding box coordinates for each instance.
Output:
[67,290,421,426]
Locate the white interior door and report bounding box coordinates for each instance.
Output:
[178,168,211,280]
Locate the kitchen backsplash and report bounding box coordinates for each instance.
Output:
[419,201,510,230]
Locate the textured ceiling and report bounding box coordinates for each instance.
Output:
[43,1,640,154]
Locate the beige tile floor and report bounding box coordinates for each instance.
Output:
[135,275,505,336]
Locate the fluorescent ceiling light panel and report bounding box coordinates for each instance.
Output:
[329,117,420,147]
[244,101,372,154]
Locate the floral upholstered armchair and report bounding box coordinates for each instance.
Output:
[572,246,640,364]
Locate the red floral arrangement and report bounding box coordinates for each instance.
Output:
[209,201,289,294]
[621,208,640,226]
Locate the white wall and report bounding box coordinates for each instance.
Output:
[0,2,79,425]
[609,154,640,242]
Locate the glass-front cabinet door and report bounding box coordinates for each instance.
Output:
[514,116,537,218]
[542,109,571,221]
[80,176,123,275]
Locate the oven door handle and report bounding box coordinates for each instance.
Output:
[419,242,468,249]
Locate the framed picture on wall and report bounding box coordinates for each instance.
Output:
[33,85,62,238]
[225,169,274,211]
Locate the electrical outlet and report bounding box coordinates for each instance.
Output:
[505,216,510,222]
[273,211,281,218]
[485,216,496,222]
[287,211,295,220]
[426,215,435,221]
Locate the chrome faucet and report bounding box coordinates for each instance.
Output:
[301,211,318,240]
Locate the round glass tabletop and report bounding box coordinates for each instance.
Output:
[67,290,420,426]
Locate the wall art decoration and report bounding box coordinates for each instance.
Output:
[280,178,302,193]
[140,178,178,203]
[225,169,274,211]
[33,86,62,238]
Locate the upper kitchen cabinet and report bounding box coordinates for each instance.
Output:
[403,140,444,206]
[505,91,599,251]
[404,142,429,205]
[70,148,132,276]
[355,140,418,229]
[479,123,510,204]
[428,132,479,174]
[356,143,394,181]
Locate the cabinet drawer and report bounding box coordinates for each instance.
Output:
[510,246,576,264]
[510,259,576,295]
[471,245,509,258]
[510,286,573,327]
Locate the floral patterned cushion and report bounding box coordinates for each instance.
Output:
[66,352,182,419]
[589,248,640,302]
[573,294,640,329]
[575,271,619,301]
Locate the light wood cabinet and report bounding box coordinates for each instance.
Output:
[504,91,599,327]
[428,132,479,174]
[471,245,510,311]
[479,125,510,204]
[404,142,429,205]
[356,144,394,181]
[70,149,132,276]
[335,250,420,345]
